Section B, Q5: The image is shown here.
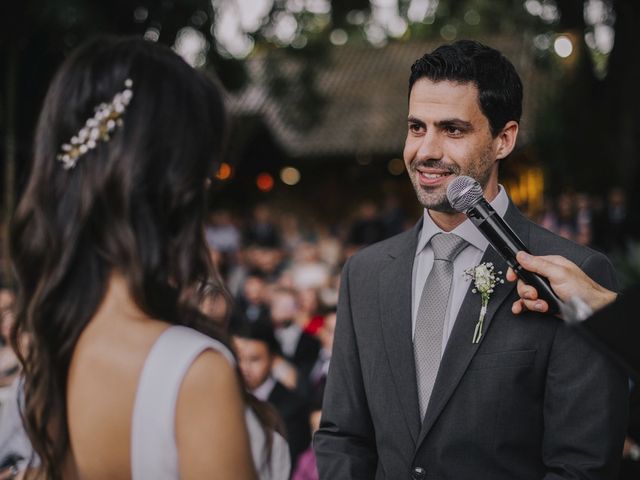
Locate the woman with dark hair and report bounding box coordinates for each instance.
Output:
[10,36,257,479]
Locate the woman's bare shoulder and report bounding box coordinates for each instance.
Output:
[176,350,257,480]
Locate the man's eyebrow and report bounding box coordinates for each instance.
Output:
[435,118,473,129]
[407,116,474,130]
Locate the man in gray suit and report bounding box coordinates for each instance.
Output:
[314,40,628,479]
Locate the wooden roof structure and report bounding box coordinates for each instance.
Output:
[227,35,549,160]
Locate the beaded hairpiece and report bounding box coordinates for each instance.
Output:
[57,79,134,170]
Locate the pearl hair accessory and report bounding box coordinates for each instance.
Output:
[57,78,134,170]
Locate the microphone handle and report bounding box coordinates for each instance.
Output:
[467,202,563,315]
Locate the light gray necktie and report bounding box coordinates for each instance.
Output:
[414,232,468,419]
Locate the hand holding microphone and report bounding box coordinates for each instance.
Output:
[506,251,618,318]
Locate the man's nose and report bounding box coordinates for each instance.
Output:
[416,129,442,160]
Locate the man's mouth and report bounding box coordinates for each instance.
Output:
[421,172,452,179]
[415,167,455,185]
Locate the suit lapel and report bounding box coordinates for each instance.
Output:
[380,221,422,445]
[415,202,529,447]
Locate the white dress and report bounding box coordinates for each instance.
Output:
[131,325,290,480]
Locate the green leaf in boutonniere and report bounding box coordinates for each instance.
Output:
[464,262,505,344]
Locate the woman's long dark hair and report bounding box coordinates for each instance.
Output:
[10,36,229,479]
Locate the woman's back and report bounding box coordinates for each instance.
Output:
[66,276,254,480]
[10,36,256,480]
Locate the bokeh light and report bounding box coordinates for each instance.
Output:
[330,29,348,46]
[387,158,405,176]
[554,35,573,58]
[256,173,275,192]
[280,167,301,186]
[216,162,233,181]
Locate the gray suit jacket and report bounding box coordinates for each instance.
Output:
[315,202,628,480]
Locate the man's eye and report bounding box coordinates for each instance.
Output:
[409,123,423,133]
[445,126,463,136]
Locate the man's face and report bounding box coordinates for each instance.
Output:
[270,292,297,326]
[234,337,273,391]
[403,78,503,213]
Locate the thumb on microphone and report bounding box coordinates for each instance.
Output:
[507,251,617,317]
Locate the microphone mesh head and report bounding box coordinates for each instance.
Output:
[446,176,483,212]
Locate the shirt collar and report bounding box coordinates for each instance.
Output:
[416,184,510,256]
[251,375,277,402]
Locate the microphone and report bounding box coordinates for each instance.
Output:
[446,176,563,315]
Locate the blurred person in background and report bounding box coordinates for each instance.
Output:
[199,275,293,480]
[230,271,271,331]
[280,213,306,254]
[380,194,407,238]
[292,393,324,480]
[297,288,325,336]
[537,196,559,233]
[0,287,32,480]
[289,242,331,293]
[313,224,342,271]
[307,309,336,398]
[346,201,386,253]
[0,289,19,390]
[555,192,578,242]
[205,210,242,279]
[270,288,320,385]
[575,193,594,247]
[10,36,257,480]
[205,209,241,257]
[234,322,310,469]
[244,205,284,250]
[593,187,639,253]
[0,378,32,480]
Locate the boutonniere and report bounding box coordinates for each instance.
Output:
[464,262,504,344]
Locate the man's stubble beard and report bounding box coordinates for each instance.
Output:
[409,149,495,213]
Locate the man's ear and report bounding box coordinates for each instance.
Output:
[495,121,519,160]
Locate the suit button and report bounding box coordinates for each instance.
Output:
[412,467,426,479]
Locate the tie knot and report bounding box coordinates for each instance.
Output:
[430,233,467,261]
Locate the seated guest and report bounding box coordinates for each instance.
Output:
[269,287,320,379]
[308,309,336,396]
[292,391,323,480]
[234,322,311,466]
[0,378,33,479]
[0,289,19,390]
[198,281,291,480]
[230,272,271,330]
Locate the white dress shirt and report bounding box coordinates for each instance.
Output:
[274,323,302,358]
[411,186,510,353]
[251,375,277,402]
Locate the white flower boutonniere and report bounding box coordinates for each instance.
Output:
[464,262,504,344]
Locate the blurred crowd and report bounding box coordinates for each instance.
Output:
[534,187,639,253]
[202,202,409,477]
[1,189,639,478]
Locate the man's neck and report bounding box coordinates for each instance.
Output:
[427,211,467,232]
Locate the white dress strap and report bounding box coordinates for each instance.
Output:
[131,325,235,480]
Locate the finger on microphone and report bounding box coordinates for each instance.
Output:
[515,251,542,274]
[512,299,524,314]
[516,279,538,300]
[512,298,549,315]
[506,267,517,282]
[516,251,563,279]
[526,299,548,312]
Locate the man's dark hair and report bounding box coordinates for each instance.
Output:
[409,40,523,137]
[232,320,282,356]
